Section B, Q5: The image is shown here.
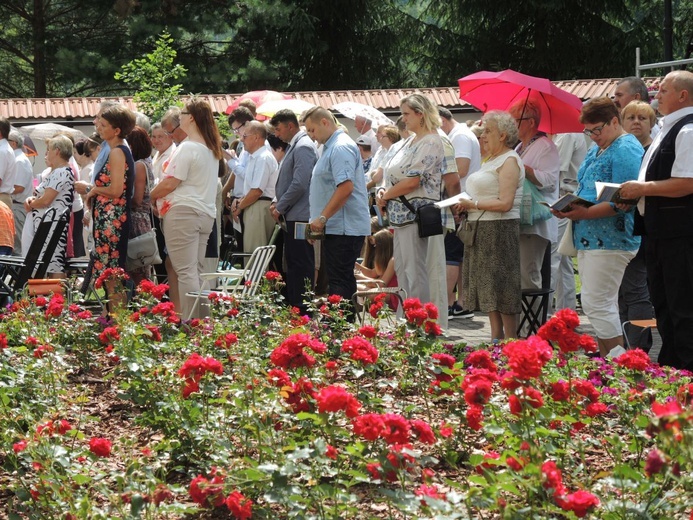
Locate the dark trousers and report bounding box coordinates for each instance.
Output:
[646,236,693,371]
[324,234,365,303]
[284,221,315,312]
[619,239,654,350]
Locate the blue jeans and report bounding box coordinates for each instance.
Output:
[324,234,365,303]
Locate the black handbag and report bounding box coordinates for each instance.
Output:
[399,196,443,238]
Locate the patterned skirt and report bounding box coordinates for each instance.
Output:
[462,219,521,315]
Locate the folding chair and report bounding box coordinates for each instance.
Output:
[186,244,276,320]
[220,224,281,270]
[621,318,657,350]
[0,207,69,301]
[517,242,554,337]
[352,286,407,325]
[65,255,104,311]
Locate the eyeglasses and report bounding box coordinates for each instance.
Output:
[232,122,247,133]
[181,111,190,115]
[515,117,530,124]
[241,133,255,140]
[165,124,179,136]
[583,121,610,137]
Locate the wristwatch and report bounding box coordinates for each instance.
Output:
[318,215,327,225]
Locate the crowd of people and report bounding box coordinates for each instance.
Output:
[0,69,692,373]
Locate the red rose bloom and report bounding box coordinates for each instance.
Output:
[549,381,571,402]
[465,350,497,372]
[265,270,282,281]
[464,380,493,406]
[432,353,456,369]
[410,419,436,444]
[89,437,112,457]
[267,368,291,387]
[555,490,600,518]
[315,385,362,418]
[13,440,28,453]
[614,348,650,371]
[353,413,387,441]
[341,336,379,364]
[189,475,224,508]
[225,490,253,519]
[466,405,484,431]
[644,448,666,476]
[358,325,377,338]
[583,402,608,417]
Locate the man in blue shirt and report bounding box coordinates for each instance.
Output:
[303,107,371,308]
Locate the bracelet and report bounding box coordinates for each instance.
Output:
[474,200,479,210]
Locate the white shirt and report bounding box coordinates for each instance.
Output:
[447,123,481,191]
[159,139,218,219]
[152,143,176,184]
[0,139,17,195]
[12,149,34,204]
[243,146,278,200]
[637,106,693,214]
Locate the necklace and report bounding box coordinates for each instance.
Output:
[597,132,625,156]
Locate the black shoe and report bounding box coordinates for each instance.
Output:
[449,303,474,319]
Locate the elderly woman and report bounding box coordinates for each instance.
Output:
[622,100,657,150]
[85,105,136,312]
[150,98,223,319]
[376,94,447,324]
[455,111,524,341]
[556,97,643,357]
[366,125,401,191]
[23,135,75,278]
[151,122,176,184]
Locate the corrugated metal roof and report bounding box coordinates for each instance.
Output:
[0,77,663,123]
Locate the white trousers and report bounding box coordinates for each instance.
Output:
[551,218,576,311]
[577,249,636,339]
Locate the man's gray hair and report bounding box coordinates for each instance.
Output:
[618,77,650,104]
[134,111,151,133]
[161,107,181,128]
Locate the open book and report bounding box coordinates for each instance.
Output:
[595,182,639,205]
[540,193,595,212]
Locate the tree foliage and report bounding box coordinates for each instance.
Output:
[114,32,186,121]
[0,0,691,100]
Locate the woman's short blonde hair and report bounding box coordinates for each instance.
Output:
[46,135,74,161]
[400,94,441,132]
[621,100,657,128]
[379,124,400,144]
[482,110,519,148]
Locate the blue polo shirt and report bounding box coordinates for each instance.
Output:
[309,129,370,236]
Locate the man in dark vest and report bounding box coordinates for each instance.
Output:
[621,70,693,371]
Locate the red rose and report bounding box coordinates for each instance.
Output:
[225,490,253,519]
[644,448,666,476]
[614,348,650,371]
[555,489,600,518]
[89,437,112,457]
[315,385,362,418]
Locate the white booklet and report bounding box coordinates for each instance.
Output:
[434,191,472,209]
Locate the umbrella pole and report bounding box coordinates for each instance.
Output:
[518,89,532,120]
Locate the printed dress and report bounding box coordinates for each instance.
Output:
[31,166,74,274]
[92,144,133,278]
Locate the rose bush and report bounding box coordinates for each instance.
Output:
[1,277,692,519]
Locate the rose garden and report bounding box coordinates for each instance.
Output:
[1,269,692,519]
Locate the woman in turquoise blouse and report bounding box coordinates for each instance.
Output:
[555,97,643,357]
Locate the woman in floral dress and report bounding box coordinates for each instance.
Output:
[85,105,136,313]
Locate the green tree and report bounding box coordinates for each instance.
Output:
[114,31,187,121]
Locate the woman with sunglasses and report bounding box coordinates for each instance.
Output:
[553,96,642,358]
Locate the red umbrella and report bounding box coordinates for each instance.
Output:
[224,90,292,116]
[458,69,584,134]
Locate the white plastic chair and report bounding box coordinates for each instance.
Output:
[186,244,276,320]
